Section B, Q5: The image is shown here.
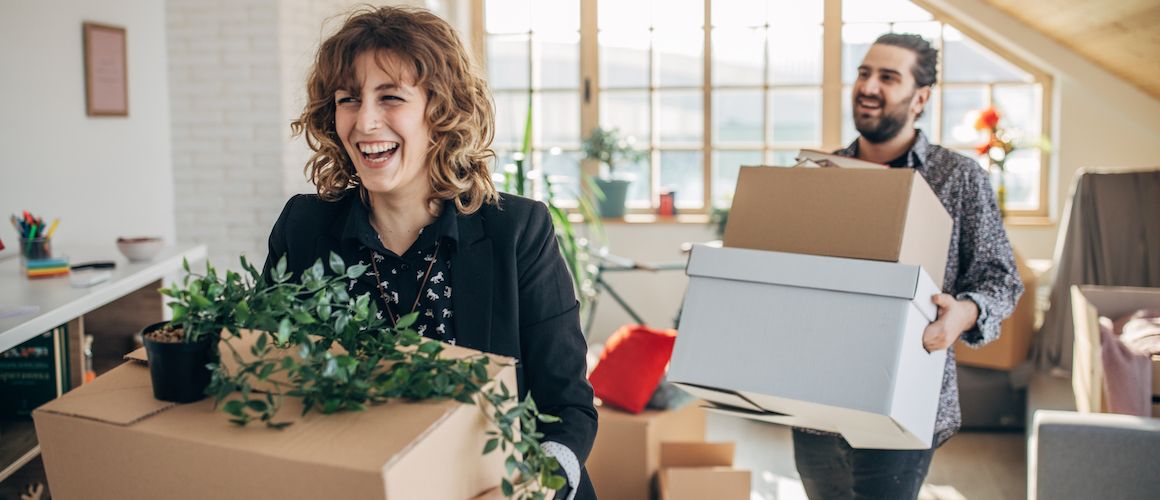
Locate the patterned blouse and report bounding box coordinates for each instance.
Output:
[349,200,457,345]
[802,130,1025,447]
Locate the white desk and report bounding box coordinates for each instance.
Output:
[0,243,206,482]
[0,243,206,353]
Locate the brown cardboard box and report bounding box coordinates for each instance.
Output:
[724,166,953,287]
[32,341,514,500]
[587,403,705,500]
[955,250,1039,370]
[1070,285,1160,413]
[658,442,750,500]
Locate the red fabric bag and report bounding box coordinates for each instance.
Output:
[588,324,677,414]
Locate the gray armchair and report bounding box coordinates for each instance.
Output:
[1028,410,1160,500]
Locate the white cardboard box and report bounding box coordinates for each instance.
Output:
[670,245,947,449]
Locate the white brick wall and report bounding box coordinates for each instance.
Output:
[168,0,445,271]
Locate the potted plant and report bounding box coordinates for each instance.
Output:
[582,126,647,218]
[144,259,248,403]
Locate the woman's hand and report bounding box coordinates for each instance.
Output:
[921,294,979,352]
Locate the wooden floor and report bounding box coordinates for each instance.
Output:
[706,413,1026,500]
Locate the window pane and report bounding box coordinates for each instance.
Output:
[659,151,704,208]
[770,0,823,24]
[600,90,650,143]
[599,31,650,88]
[713,150,761,206]
[486,0,531,34]
[770,89,820,145]
[541,149,582,203]
[916,89,937,140]
[714,90,763,145]
[622,156,652,206]
[993,84,1042,139]
[538,91,580,146]
[658,91,703,144]
[943,26,1032,83]
[942,86,987,145]
[841,85,858,145]
[842,23,889,84]
[998,149,1041,211]
[656,29,703,87]
[598,0,649,31]
[713,0,766,27]
[653,0,703,30]
[494,91,529,147]
[713,27,765,86]
[488,35,529,90]
[531,0,578,33]
[842,0,932,23]
[536,32,579,89]
[769,24,822,85]
[770,150,799,166]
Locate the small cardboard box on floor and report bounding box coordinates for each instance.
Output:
[671,245,947,449]
[587,402,705,500]
[1070,285,1160,414]
[955,250,1038,370]
[32,337,514,500]
[658,442,749,500]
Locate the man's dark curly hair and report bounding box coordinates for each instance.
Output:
[874,33,938,88]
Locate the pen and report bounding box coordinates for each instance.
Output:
[46,218,60,238]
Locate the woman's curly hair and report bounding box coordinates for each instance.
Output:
[292,6,498,214]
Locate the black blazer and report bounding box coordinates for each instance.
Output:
[263,191,598,498]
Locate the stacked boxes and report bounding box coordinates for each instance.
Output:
[669,166,954,449]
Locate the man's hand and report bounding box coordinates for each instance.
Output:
[922,294,979,353]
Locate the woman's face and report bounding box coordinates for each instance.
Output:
[334,51,431,201]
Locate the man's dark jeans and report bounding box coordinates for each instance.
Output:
[792,429,935,500]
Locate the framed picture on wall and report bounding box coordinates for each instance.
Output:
[83,22,128,117]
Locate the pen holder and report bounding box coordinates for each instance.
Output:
[20,237,52,261]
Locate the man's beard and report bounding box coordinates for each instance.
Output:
[853,91,913,144]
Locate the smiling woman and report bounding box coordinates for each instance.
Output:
[265,6,598,500]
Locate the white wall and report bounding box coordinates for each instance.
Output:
[0,0,175,254]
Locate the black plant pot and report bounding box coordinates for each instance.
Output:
[141,321,219,403]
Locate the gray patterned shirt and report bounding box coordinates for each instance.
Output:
[803,130,1024,446]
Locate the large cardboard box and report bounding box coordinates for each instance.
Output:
[587,403,705,500]
[955,250,1038,370]
[32,341,514,500]
[658,442,749,500]
[724,166,953,287]
[1070,285,1160,414]
[670,245,947,449]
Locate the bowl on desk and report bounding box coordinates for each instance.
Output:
[116,237,164,262]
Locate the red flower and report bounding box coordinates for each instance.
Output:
[974,107,1000,131]
[976,141,992,156]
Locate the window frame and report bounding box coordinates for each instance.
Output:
[473,0,1053,221]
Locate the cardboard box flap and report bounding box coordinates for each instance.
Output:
[687,245,939,321]
[672,383,787,417]
[1074,286,1160,320]
[660,442,735,468]
[38,334,516,470]
[35,362,175,425]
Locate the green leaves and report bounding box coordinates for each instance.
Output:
[189,252,560,499]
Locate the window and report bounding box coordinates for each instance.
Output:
[477,0,1051,218]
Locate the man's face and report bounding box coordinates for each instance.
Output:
[852,44,930,143]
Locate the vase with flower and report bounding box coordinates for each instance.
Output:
[973,106,1016,218]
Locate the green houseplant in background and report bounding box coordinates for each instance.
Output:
[501,92,606,322]
[582,126,647,218]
